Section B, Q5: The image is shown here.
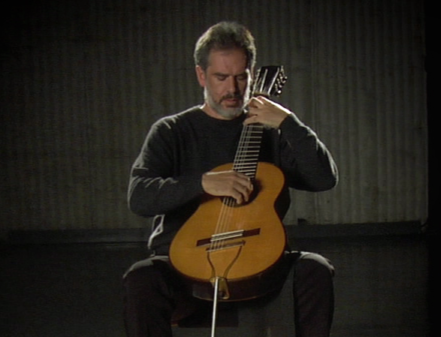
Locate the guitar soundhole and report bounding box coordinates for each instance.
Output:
[222,182,259,207]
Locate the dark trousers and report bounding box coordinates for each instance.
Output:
[123,251,334,337]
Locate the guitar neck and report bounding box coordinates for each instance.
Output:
[232,65,286,180]
[232,124,264,180]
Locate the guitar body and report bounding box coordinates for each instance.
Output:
[169,162,289,301]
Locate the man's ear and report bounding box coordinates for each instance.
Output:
[195,65,206,87]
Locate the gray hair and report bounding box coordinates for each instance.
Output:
[194,21,256,71]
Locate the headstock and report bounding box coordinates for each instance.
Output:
[252,65,288,97]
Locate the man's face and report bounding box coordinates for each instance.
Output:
[196,48,252,120]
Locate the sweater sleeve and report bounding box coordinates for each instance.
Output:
[277,113,338,191]
[127,119,205,217]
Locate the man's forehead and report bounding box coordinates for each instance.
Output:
[206,48,250,72]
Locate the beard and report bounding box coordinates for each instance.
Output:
[204,85,251,120]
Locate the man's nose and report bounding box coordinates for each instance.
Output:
[226,76,239,93]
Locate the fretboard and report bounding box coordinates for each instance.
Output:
[232,124,264,180]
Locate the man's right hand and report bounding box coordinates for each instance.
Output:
[201,170,253,205]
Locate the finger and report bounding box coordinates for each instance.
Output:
[236,172,253,186]
[236,178,254,202]
[255,95,272,105]
[231,184,251,204]
[232,191,244,205]
[223,173,251,203]
[247,96,262,109]
[243,114,259,125]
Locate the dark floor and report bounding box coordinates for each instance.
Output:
[0,233,435,337]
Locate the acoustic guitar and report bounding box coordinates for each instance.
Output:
[169,66,289,334]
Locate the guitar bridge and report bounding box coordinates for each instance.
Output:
[196,228,261,247]
[206,240,245,252]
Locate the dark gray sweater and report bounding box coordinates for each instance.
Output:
[128,106,337,254]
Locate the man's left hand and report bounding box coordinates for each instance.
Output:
[244,96,291,129]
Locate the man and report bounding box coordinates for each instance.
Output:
[124,21,338,337]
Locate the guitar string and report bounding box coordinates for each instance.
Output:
[210,123,263,252]
[234,124,259,235]
[212,127,248,249]
[211,124,247,251]
[237,124,263,240]
[210,68,270,252]
[210,124,246,252]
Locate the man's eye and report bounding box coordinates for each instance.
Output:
[216,76,227,81]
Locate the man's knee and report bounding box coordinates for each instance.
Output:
[294,252,335,279]
[123,260,176,300]
[124,266,161,296]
